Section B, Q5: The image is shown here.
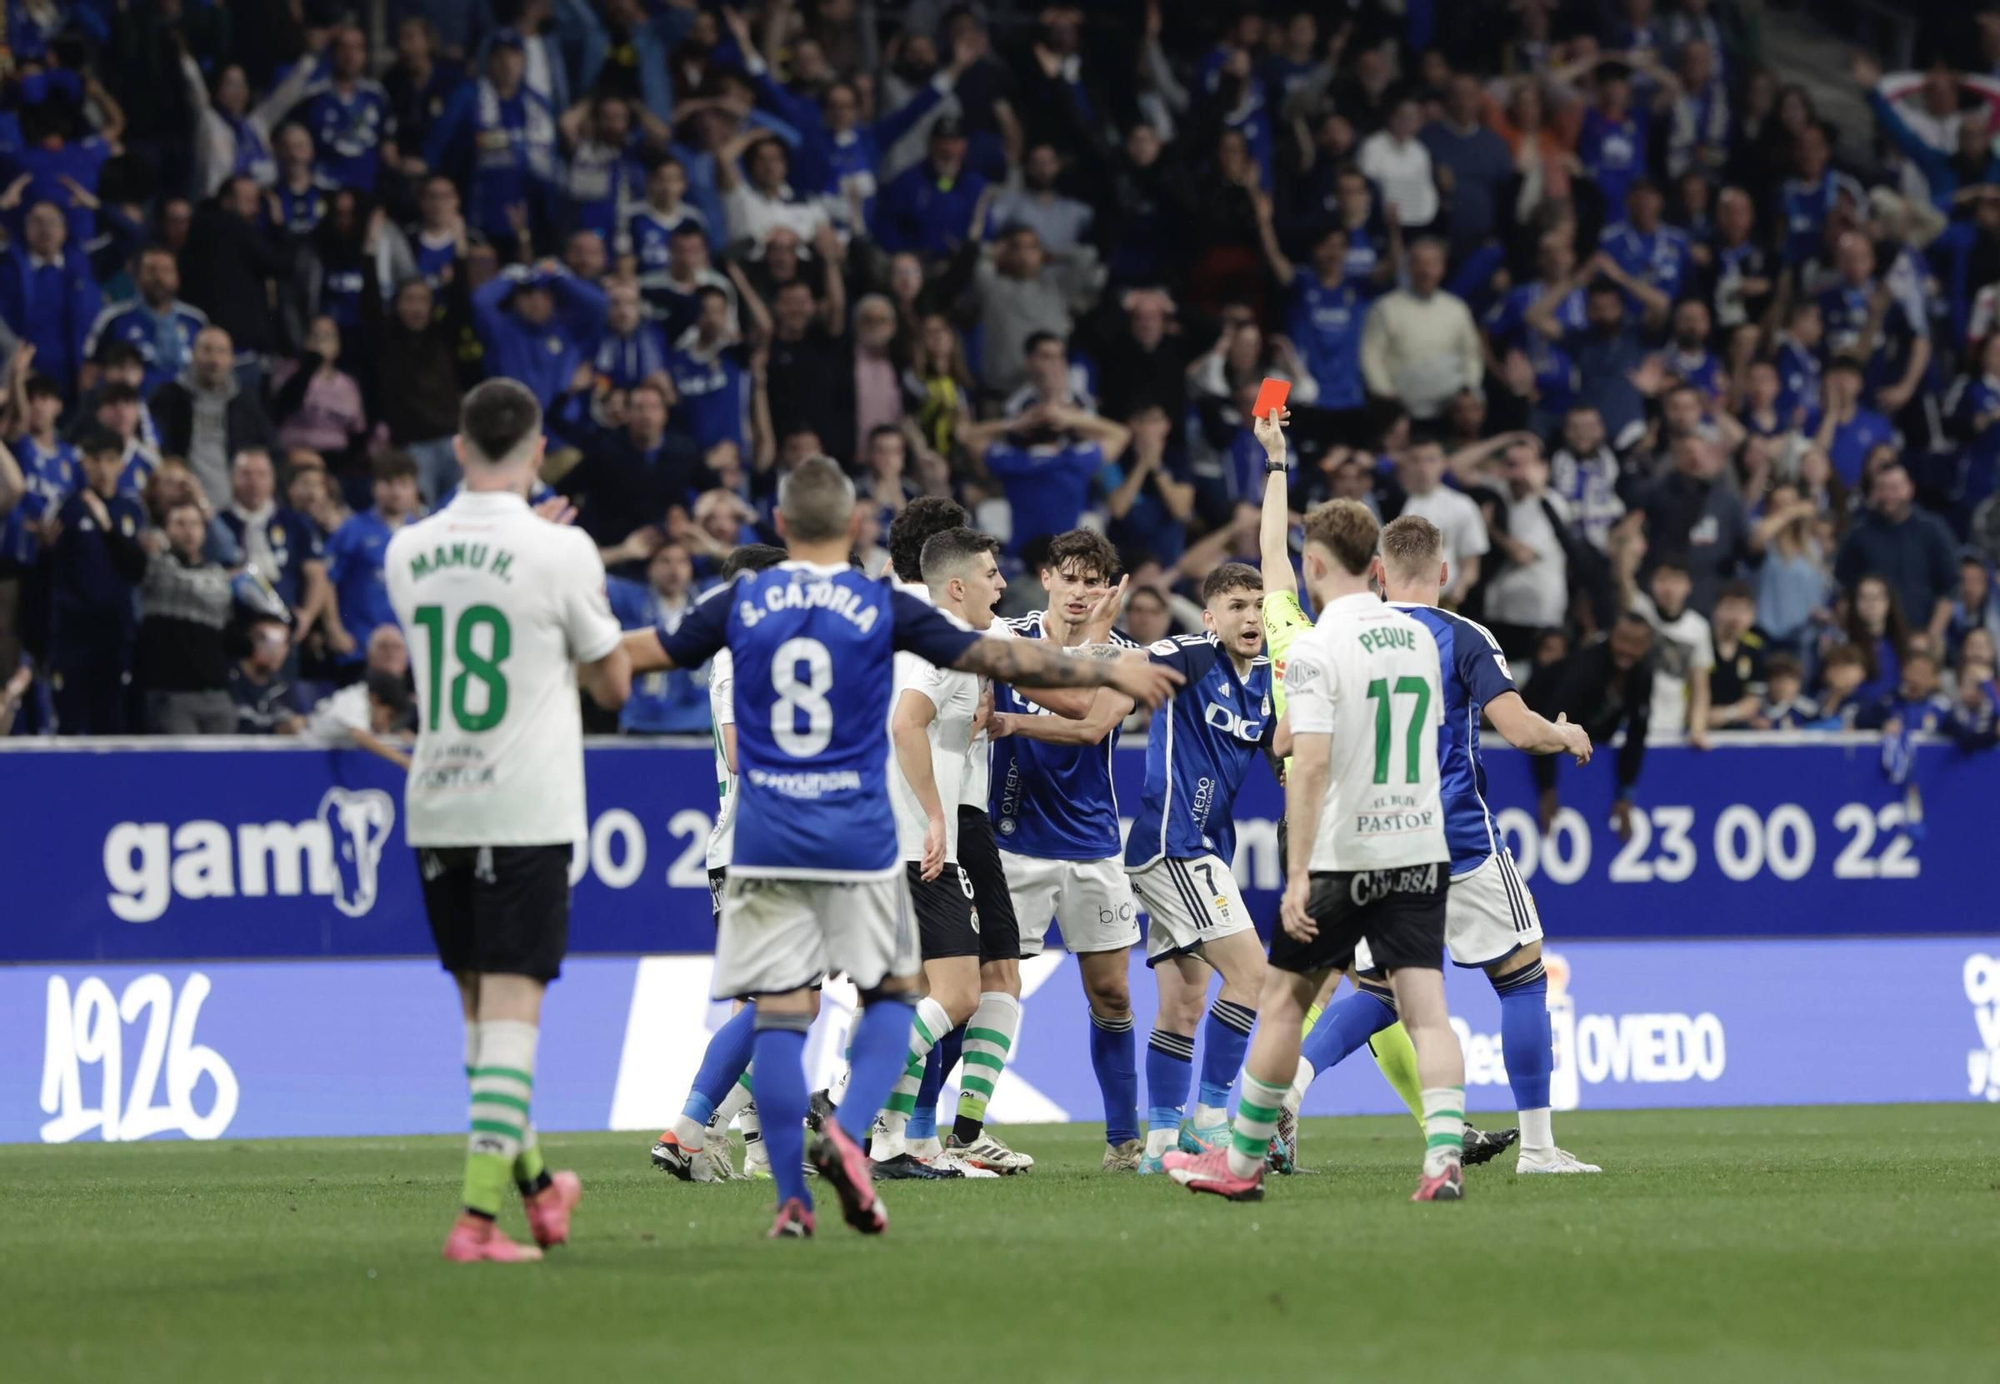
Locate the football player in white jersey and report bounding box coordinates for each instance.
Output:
[872,526,1009,1179]
[871,497,1035,1176]
[387,379,633,1263]
[649,544,787,1183]
[1165,498,1468,1204]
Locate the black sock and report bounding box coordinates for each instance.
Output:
[952,1113,984,1145]
[516,1170,552,1197]
[465,1206,496,1222]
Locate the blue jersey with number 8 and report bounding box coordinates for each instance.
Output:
[661,561,981,879]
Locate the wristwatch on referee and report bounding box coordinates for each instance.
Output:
[1265,459,1288,474]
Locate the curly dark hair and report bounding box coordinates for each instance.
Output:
[888,496,969,582]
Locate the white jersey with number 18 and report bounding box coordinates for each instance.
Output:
[1283,592,1448,873]
[386,490,623,848]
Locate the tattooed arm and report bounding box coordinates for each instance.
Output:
[952,638,1180,708]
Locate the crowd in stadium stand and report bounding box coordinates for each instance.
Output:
[0,0,1997,759]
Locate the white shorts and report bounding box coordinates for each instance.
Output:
[1444,850,1543,968]
[1000,850,1141,957]
[1129,855,1254,964]
[712,873,920,999]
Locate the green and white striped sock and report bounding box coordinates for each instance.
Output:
[880,996,952,1139]
[1421,1085,1465,1176]
[736,1068,761,1146]
[463,1019,537,1217]
[954,991,1019,1140]
[1227,1075,1288,1179]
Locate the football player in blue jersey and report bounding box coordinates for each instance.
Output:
[1280,513,1602,1174]
[622,460,1179,1238]
[985,529,1152,1170]
[1103,563,1276,1172]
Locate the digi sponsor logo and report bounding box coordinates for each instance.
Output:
[102,788,395,923]
[1965,954,2000,1101]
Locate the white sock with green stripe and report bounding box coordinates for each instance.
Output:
[463,1019,537,1217]
[1422,1086,1465,1176]
[953,991,1020,1142]
[1227,1075,1287,1179]
[879,996,952,1140]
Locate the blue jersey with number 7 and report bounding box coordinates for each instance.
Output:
[660,561,980,880]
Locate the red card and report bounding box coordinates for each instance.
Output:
[1252,377,1291,421]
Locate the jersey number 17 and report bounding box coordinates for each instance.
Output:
[1365,676,1431,785]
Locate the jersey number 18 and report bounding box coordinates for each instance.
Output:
[413,604,512,731]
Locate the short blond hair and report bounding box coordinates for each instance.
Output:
[1379,514,1444,580]
[1301,499,1380,576]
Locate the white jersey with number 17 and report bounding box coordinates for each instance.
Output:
[386,490,622,848]
[1283,592,1448,873]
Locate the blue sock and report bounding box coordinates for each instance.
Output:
[1495,961,1552,1110]
[1300,988,1397,1075]
[1088,1010,1139,1146]
[1198,999,1256,1112]
[837,995,917,1142]
[683,1005,757,1125]
[1144,1028,1194,1133]
[751,1016,812,1210]
[909,1029,954,1142]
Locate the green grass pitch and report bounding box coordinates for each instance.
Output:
[7,1105,1996,1383]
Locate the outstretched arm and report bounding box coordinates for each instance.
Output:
[1254,407,1296,596]
[952,637,1181,708]
[1485,690,1592,763]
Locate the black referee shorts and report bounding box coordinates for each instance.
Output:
[419,843,572,982]
[957,805,1022,964]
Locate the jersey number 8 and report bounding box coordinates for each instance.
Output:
[771,636,834,757]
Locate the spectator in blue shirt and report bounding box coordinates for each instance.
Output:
[1254,206,1369,413]
[961,402,1131,557]
[592,279,671,395]
[1777,122,1863,265]
[1816,230,1930,418]
[470,262,608,411]
[1105,404,1195,569]
[291,26,396,192]
[1801,357,1897,489]
[423,32,559,246]
[3,96,117,252]
[1772,300,1824,423]
[0,201,101,399]
[667,286,752,455]
[1577,63,1650,218]
[1599,181,1694,308]
[873,118,989,261]
[83,248,209,399]
[607,540,711,735]
[626,156,706,270]
[322,450,421,667]
[269,123,336,238]
[557,93,651,249]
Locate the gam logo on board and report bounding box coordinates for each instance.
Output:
[102,789,396,923]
